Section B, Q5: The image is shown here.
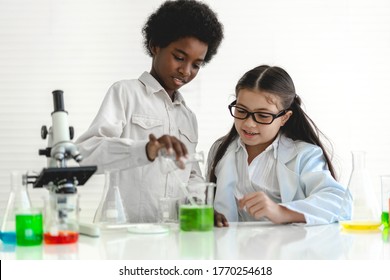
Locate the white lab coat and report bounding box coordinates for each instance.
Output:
[76,72,203,223]
[208,134,351,226]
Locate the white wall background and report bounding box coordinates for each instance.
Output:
[1,0,389,223]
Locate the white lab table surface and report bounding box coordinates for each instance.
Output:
[1,222,389,260]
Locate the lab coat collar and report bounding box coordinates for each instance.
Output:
[138,71,185,105]
[235,133,281,159]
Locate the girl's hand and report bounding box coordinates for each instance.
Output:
[146,133,188,162]
[238,191,305,224]
[214,209,229,227]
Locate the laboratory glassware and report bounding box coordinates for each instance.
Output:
[93,169,128,226]
[15,208,43,246]
[179,182,215,231]
[43,192,79,244]
[158,149,204,174]
[381,175,390,228]
[339,151,381,230]
[1,171,32,244]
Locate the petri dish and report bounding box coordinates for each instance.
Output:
[127,224,169,234]
[339,221,382,231]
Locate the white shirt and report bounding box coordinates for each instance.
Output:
[76,72,203,223]
[235,135,281,221]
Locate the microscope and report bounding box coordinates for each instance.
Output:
[27,90,97,243]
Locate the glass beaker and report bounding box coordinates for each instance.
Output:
[339,151,381,230]
[93,169,128,226]
[381,175,390,228]
[158,149,204,174]
[15,208,43,246]
[43,192,79,244]
[158,197,180,224]
[1,171,32,245]
[179,182,215,231]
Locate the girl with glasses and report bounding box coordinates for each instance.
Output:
[207,65,351,226]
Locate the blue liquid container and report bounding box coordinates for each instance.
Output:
[1,171,32,245]
[0,231,17,244]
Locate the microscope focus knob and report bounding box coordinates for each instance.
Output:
[39,148,51,157]
[41,125,48,139]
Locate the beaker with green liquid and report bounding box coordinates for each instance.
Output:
[179,182,215,231]
[15,208,43,246]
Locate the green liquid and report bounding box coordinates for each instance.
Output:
[179,205,214,231]
[15,213,43,246]
[382,211,389,228]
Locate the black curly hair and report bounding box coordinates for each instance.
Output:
[142,0,224,64]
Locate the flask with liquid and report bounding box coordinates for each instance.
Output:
[339,151,381,230]
[93,169,128,226]
[0,171,32,244]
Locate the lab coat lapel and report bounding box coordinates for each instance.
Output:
[276,135,300,202]
[214,143,239,221]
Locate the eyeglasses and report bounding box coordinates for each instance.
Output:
[228,100,289,125]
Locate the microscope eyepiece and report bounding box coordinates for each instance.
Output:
[52,90,65,112]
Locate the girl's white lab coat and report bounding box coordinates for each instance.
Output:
[208,134,351,226]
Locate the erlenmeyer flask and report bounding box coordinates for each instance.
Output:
[0,171,32,244]
[339,151,381,230]
[93,169,128,226]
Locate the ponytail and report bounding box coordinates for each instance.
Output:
[282,95,337,179]
[208,125,238,183]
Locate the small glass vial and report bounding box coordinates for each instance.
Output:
[158,149,204,174]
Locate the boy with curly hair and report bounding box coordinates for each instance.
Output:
[76,0,224,223]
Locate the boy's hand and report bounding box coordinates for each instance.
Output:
[146,133,188,162]
[214,209,229,227]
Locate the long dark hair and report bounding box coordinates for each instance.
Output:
[208,65,336,183]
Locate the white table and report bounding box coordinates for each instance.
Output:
[1,222,389,260]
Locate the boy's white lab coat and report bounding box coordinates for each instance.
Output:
[208,134,351,226]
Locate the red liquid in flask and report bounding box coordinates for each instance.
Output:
[44,231,79,244]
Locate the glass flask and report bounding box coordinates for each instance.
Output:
[93,169,128,226]
[339,151,381,230]
[0,171,32,244]
[158,149,204,174]
[43,192,79,244]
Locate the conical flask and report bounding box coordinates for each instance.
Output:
[339,151,381,230]
[0,171,32,244]
[93,169,128,226]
